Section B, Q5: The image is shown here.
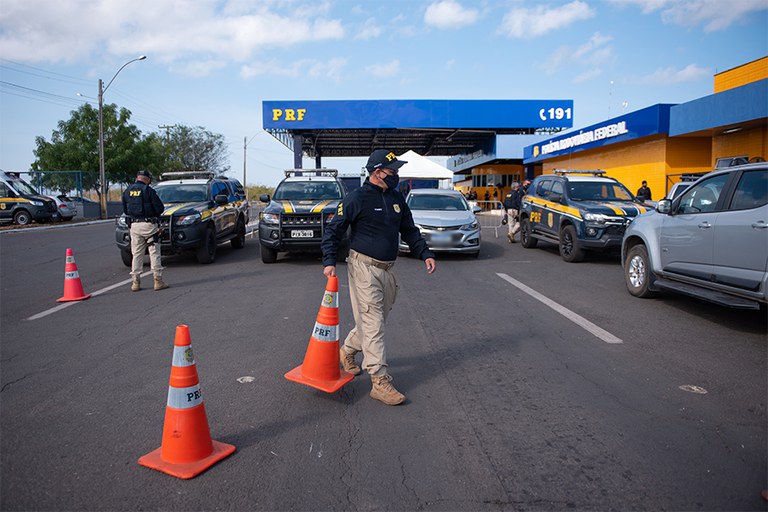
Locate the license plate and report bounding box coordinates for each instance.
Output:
[291,229,314,238]
[431,233,452,243]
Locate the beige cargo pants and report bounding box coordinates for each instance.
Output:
[342,250,398,377]
[130,221,164,279]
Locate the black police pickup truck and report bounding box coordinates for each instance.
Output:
[116,171,250,264]
[258,169,349,263]
[0,171,58,225]
[520,170,650,262]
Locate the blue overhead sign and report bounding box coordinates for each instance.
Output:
[263,99,574,130]
[524,104,674,163]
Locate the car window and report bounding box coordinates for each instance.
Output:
[551,181,564,195]
[407,194,468,211]
[211,181,228,197]
[155,184,208,203]
[536,179,553,198]
[0,183,10,198]
[678,174,730,214]
[729,170,768,211]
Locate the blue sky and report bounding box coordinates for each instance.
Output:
[1,0,766,188]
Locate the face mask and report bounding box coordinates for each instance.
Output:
[382,172,399,190]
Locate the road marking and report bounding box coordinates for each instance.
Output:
[27,271,154,321]
[496,273,623,344]
[679,385,707,394]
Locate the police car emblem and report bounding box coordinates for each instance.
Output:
[393,204,401,213]
[547,212,554,228]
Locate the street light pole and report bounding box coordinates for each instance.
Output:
[98,55,147,219]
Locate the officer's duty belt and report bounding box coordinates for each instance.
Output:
[349,250,395,270]
[130,217,158,223]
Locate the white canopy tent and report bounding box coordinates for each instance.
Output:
[397,150,454,188]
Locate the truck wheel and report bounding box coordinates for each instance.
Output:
[260,245,277,264]
[120,249,133,267]
[624,244,656,298]
[231,218,246,249]
[196,227,217,264]
[520,218,537,248]
[13,210,31,226]
[559,225,585,262]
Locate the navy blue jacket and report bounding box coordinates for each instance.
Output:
[321,180,434,266]
[122,181,165,219]
[503,188,522,210]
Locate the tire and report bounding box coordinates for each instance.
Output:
[559,225,585,262]
[520,218,538,248]
[231,218,246,249]
[13,210,31,226]
[120,249,132,267]
[196,227,217,264]
[624,244,656,298]
[260,244,278,264]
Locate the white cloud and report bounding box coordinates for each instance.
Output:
[424,0,479,29]
[499,0,594,38]
[573,68,603,83]
[540,32,614,78]
[355,18,383,40]
[0,0,345,73]
[240,57,346,82]
[365,59,401,78]
[608,0,768,31]
[638,63,712,85]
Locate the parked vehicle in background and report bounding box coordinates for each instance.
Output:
[258,169,349,264]
[399,188,481,257]
[520,170,649,262]
[622,162,768,310]
[48,195,77,221]
[0,171,58,225]
[664,172,709,201]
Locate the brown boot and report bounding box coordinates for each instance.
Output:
[340,348,361,375]
[153,277,169,291]
[370,374,405,405]
[131,277,140,292]
[507,233,515,244]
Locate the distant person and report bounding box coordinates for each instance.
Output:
[122,170,168,292]
[503,182,522,243]
[521,179,531,195]
[484,190,490,210]
[636,180,652,202]
[321,149,436,406]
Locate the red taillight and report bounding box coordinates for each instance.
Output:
[59,204,66,209]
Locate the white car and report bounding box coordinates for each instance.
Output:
[399,188,481,257]
[48,195,76,221]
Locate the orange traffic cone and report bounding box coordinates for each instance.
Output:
[138,325,235,479]
[57,248,91,302]
[285,275,354,393]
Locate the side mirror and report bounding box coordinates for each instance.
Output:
[259,193,271,203]
[472,205,481,213]
[214,194,228,205]
[656,199,672,214]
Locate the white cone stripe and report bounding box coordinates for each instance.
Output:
[171,345,196,367]
[321,291,338,309]
[167,384,203,409]
[312,322,338,342]
[65,271,79,279]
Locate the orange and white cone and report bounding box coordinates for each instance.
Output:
[285,275,354,393]
[138,325,235,479]
[57,248,91,302]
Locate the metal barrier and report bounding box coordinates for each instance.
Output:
[472,201,505,238]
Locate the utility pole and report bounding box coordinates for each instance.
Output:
[243,137,247,194]
[158,124,174,144]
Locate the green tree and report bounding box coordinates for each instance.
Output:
[31,103,158,198]
[166,125,230,174]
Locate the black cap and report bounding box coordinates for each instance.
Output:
[137,170,152,179]
[366,149,406,173]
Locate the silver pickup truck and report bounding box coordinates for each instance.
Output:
[621,162,767,310]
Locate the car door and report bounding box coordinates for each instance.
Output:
[712,168,768,292]
[211,181,235,234]
[530,178,553,236]
[0,183,15,221]
[659,172,731,280]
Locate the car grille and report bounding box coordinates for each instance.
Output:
[420,224,464,231]
[606,225,626,236]
[282,213,322,226]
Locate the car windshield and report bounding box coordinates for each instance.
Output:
[8,178,38,196]
[407,194,469,211]
[567,182,634,201]
[274,182,342,200]
[155,184,208,203]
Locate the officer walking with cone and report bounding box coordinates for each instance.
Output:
[321,149,436,405]
[122,170,168,291]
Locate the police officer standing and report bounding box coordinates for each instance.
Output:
[122,170,168,292]
[321,149,436,406]
[503,182,522,243]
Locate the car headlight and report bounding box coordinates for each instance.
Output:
[583,212,608,223]
[460,221,479,230]
[30,200,43,206]
[116,215,129,228]
[176,213,201,225]
[260,212,279,224]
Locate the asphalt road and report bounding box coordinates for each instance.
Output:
[1,221,766,511]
